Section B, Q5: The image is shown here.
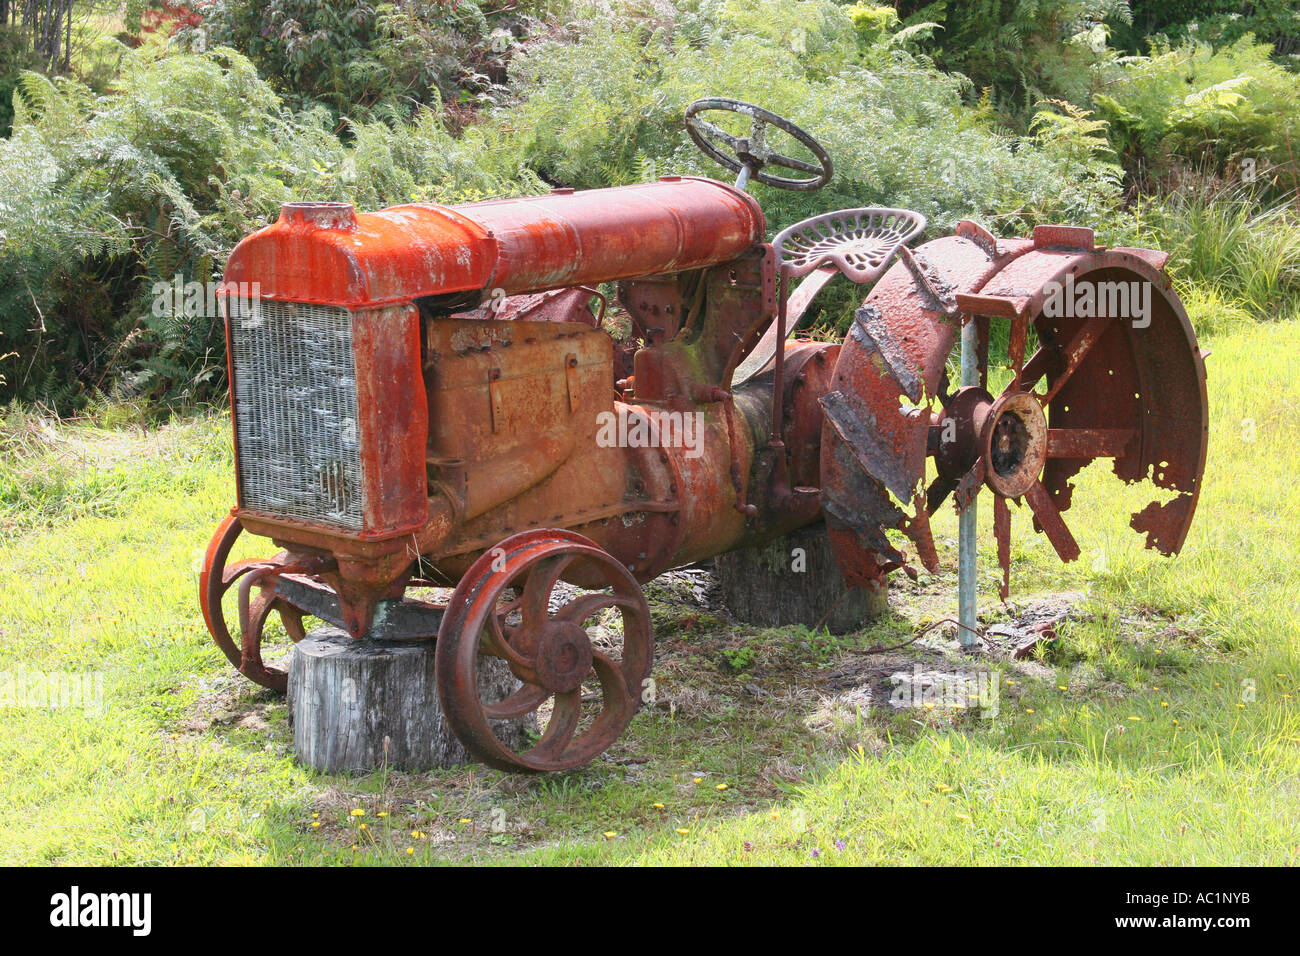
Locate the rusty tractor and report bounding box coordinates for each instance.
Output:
[201,99,1208,771]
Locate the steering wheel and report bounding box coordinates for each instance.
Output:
[685,98,833,191]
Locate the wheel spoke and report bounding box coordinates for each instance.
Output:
[926,471,959,514]
[220,558,273,589]
[587,650,635,734]
[555,592,637,626]
[520,553,574,630]
[1046,428,1137,459]
[529,689,581,760]
[1007,315,1028,389]
[695,119,741,150]
[479,618,541,686]
[767,152,822,174]
[1024,480,1081,562]
[1038,313,1113,406]
[483,684,550,721]
[994,493,1011,600]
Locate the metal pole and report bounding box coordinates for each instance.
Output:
[957,314,979,648]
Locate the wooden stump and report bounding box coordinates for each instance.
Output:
[714,523,886,633]
[288,627,534,773]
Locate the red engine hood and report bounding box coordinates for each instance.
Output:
[222,177,765,308]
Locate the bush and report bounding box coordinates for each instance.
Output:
[1118,1,1300,59]
[177,0,519,117]
[499,0,1122,236]
[895,0,1133,118]
[1129,178,1300,318]
[1095,36,1300,191]
[0,46,540,408]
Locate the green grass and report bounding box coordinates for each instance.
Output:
[0,310,1297,866]
[1131,182,1300,320]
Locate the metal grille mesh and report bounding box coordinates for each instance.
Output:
[229,299,365,530]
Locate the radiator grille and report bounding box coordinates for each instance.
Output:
[228,299,365,530]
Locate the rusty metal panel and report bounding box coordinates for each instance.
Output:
[223,179,763,310]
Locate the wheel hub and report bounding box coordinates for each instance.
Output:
[981,392,1047,498]
[533,620,594,693]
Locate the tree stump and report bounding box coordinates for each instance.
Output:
[288,627,534,773]
[714,523,886,633]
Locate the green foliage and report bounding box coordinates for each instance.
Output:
[845,4,900,49]
[1095,37,1300,190]
[0,46,539,408]
[179,0,514,116]
[3,0,1296,405]
[1128,178,1300,318]
[500,0,1122,242]
[898,0,1133,117]
[1118,1,1300,58]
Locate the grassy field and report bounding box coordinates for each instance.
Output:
[0,310,1297,866]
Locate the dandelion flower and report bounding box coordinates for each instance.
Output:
[1160,701,1169,708]
[310,821,321,829]
[675,828,690,835]
[652,803,665,809]
[1025,708,1035,714]
[377,812,389,818]
[603,831,617,840]
[459,818,471,824]
[692,777,703,784]
[715,784,728,791]
[1058,685,1067,691]
[406,847,414,855]
[350,809,365,817]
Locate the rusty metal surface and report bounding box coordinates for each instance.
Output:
[818,228,1208,596]
[209,144,1208,775]
[223,178,764,307]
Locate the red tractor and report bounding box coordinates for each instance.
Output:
[201,99,1208,771]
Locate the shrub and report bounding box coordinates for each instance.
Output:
[0,46,540,408]
[177,0,518,117]
[895,0,1133,118]
[500,0,1122,235]
[1129,178,1300,318]
[1095,37,1300,191]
